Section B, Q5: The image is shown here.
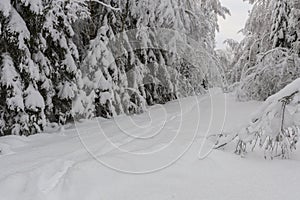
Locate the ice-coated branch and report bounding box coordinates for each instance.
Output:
[89,0,121,11]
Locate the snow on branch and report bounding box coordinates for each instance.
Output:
[184,9,197,18]
[89,0,121,11]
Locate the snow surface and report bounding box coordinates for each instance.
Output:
[1,92,300,200]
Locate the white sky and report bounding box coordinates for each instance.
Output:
[216,0,252,49]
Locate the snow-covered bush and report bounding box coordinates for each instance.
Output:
[236,48,300,101]
[235,78,300,159]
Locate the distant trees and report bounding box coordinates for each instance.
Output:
[227,0,300,101]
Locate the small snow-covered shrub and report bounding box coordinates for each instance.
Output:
[236,78,300,159]
[215,79,300,159]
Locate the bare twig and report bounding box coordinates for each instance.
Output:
[214,134,238,150]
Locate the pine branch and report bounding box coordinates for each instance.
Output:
[89,0,121,11]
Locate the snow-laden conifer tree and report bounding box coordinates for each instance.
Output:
[288,0,300,55]
[0,0,46,135]
[39,0,89,124]
[0,0,88,135]
[81,0,228,118]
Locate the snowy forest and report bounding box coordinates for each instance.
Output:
[0,0,228,136]
[1,0,300,199]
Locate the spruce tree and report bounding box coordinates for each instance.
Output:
[0,0,46,135]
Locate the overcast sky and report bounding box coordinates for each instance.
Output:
[216,0,252,49]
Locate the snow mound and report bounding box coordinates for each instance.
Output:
[0,143,14,155]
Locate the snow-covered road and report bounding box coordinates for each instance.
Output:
[1,91,300,200]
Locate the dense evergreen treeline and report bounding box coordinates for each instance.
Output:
[0,0,227,135]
